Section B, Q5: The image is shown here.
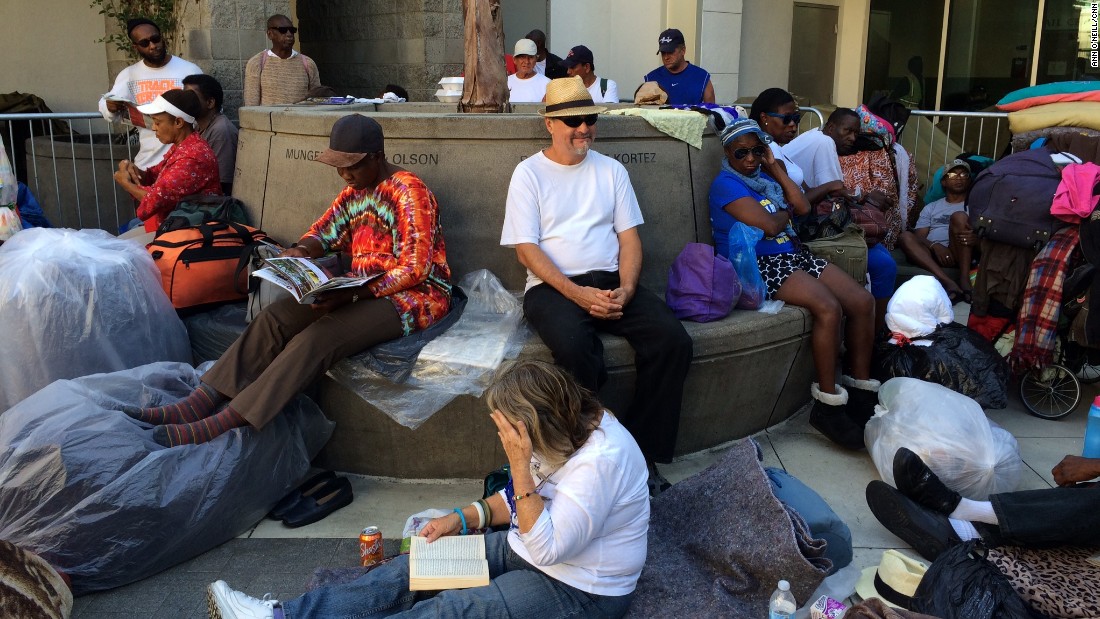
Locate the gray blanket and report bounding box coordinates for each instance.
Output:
[626,439,830,618]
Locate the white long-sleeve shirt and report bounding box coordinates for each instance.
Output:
[98,55,202,169]
[504,412,650,596]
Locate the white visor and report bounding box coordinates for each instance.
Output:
[137,95,196,125]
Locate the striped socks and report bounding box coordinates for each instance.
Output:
[152,406,248,448]
[124,383,224,425]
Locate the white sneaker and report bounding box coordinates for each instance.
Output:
[207,580,279,619]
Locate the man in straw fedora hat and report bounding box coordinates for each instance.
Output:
[501,77,693,497]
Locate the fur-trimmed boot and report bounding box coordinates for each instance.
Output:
[809,383,865,450]
[842,375,882,428]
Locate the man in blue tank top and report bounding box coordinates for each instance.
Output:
[642,28,715,105]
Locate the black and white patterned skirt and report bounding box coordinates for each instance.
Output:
[756,248,828,298]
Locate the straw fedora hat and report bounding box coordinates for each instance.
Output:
[540,76,608,118]
[854,549,928,609]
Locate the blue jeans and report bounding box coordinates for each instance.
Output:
[281,531,634,618]
[867,243,898,299]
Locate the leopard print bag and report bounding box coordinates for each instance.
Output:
[985,544,1100,619]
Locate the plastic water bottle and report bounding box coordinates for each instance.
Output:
[1084,396,1100,458]
[768,580,796,619]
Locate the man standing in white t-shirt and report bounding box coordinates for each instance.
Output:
[507,39,551,103]
[561,45,618,104]
[501,77,692,497]
[98,18,202,170]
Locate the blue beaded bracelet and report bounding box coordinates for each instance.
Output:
[453,507,468,535]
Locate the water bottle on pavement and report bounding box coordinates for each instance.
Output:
[768,579,796,619]
[1084,395,1100,458]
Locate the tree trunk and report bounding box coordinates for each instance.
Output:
[460,0,508,113]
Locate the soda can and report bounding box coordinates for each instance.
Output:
[359,526,384,567]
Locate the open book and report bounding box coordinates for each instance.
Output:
[251,256,380,305]
[408,535,489,591]
[103,95,153,130]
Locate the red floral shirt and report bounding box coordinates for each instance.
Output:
[304,170,452,335]
[138,132,222,231]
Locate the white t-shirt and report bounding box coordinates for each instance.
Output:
[770,142,805,189]
[586,76,619,104]
[916,197,966,245]
[504,411,650,596]
[508,73,551,103]
[782,128,844,189]
[98,55,203,169]
[501,150,645,291]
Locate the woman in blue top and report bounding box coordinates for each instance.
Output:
[709,119,877,451]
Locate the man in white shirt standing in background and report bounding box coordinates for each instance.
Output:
[98,18,201,170]
[507,39,552,103]
[562,45,618,104]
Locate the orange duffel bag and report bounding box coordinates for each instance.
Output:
[147,219,275,310]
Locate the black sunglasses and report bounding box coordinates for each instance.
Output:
[764,111,802,125]
[134,33,163,48]
[558,114,599,128]
[731,145,767,160]
[270,26,298,34]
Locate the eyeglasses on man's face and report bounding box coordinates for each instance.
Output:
[765,111,802,125]
[732,145,767,160]
[134,33,163,48]
[944,171,970,179]
[559,114,599,128]
[270,26,298,35]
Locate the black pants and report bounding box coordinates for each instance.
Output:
[523,271,693,463]
[990,486,1100,547]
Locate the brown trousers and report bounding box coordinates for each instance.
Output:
[201,296,403,428]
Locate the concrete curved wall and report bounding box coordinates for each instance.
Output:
[232,104,815,477]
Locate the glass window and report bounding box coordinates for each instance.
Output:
[863,0,946,109]
[1037,0,1100,84]
[941,0,1040,110]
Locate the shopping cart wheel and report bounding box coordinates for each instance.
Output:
[1020,364,1081,420]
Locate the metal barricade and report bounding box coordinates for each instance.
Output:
[1,112,135,232]
[902,110,1010,192]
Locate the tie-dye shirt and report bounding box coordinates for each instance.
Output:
[304,170,452,334]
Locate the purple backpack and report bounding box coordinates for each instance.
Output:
[665,243,740,322]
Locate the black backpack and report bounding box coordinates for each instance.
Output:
[967,148,1067,251]
[909,541,1041,619]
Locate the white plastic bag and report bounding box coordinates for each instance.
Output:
[865,377,1023,500]
[0,206,20,241]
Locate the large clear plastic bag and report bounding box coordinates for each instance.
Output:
[0,361,334,594]
[0,228,191,410]
[866,377,1023,500]
[328,269,528,429]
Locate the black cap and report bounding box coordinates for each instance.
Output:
[657,28,685,54]
[316,114,385,167]
[560,45,594,69]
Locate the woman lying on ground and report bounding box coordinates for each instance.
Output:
[207,360,651,619]
[709,119,879,450]
[112,89,222,233]
[125,114,452,448]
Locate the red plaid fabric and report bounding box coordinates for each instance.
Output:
[1009,226,1080,373]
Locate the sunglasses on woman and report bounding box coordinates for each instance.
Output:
[731,145,767,160]
[270,26,298,34]
[134,34,163,48]
[764,111,802,125]
[558,114,599,128]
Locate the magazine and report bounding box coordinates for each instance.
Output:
[103,95,154,130]
[251,256,380,305]
[408,535,489,591]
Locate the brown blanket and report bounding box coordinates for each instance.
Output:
[0,539,71,619]
[626,439,831,617]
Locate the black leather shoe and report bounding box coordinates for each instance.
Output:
[893,447,961,515]
[269,470,337,520]
[282,476,354,528]
[866,480,959,562]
